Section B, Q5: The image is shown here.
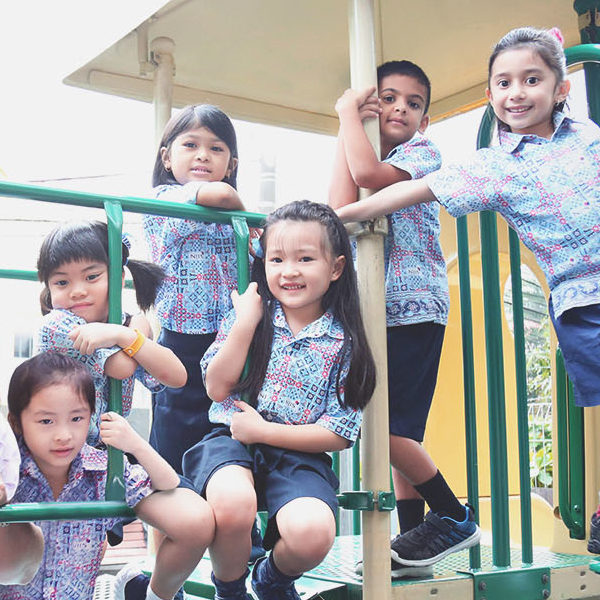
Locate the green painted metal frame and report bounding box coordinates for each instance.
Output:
[465,567,551,600]
[0,182,263,523]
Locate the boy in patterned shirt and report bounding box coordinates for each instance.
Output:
[329,60,479,577]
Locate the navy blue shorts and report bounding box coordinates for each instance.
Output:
[149,329,216,474]
[387,323,445,441]
[549,300,600,407]
[182,427,339,550]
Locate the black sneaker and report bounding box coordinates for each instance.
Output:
[391,504,480,566]
[251,556,301,600]
[588,512,600,553]
[354,558,434,579]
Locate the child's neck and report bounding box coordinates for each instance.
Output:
[281,304,325,336]
[38,461,70,500]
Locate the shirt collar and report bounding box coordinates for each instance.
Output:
[497,111,571,153]
[272,301,344,340]
[385,131,423,160]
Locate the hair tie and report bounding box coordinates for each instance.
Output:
[548,27,564,47]
[251,237,264,259]
[121,232,132,250]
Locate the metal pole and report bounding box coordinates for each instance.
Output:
[347,2,392,599]
[151,36,176,147]
[573,0,600,122]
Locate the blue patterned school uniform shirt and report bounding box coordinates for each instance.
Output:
[202,303,361,443]
[0,442,153,600]
[383,133,449,326]
[37,309,162,446]
[143,183,238,334]
[426,113,600,318]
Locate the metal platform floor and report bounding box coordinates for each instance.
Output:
[94,535,600,599]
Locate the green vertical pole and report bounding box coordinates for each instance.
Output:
[477,110,511,567]
[353,440,361,535]
[508,230,533,564]
[573,1,600,122]
[456,215,481,570]
[231,216,250,294]
[104,201,126,501]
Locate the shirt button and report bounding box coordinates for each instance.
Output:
[265,414,273,421]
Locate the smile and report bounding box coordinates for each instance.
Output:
[51,448,73,456]
[506,106,531,114]
[281,283,305,290]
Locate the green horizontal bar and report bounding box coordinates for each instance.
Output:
[565,43,600,65]
[0,180,266,228]
[0,501,135,522]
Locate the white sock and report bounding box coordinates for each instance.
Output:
[145,587,170,600]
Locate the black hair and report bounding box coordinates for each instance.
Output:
[235,200,376,411]
[488,27,568,130]
[377,60,432,114]
[152,104,239,188]
[8,352,96,427]
[37,220,165,315]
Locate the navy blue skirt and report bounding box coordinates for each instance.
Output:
[182,427,339,549]
[549,300,600,407]
[149,328,216,473]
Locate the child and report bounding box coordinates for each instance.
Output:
[143,104,246,474]
[36,220,187,447]
[336,26,600,558]
[182,200,376,600]
[0,352,213,600]
[0,413,44,585]
[330,60,479,575]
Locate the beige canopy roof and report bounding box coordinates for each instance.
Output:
[64,0,583,134]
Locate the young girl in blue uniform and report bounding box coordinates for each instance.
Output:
[337,26,600,559]
[143,104,246,474]
[1,352,213,600]
[183,200,376,600]
[36,221,187,447]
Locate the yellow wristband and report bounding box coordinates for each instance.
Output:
[122,329,146,357]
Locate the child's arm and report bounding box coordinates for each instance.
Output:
[0,474,45,586]
[230,401,350,452]
[100,412,179,490]
[69,319,187,388]
[336,177,437,223]
[204,282,263,402]
[195,182,245,211]
[335,87,413,190]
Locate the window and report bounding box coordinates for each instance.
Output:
[14,333,33,358]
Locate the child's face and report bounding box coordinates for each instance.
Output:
[18,382,91,482]
[486,47,570,139]
[161,126,237,185]
[47,259,109,323]
[264,220,345,326]
[378,74,429,151]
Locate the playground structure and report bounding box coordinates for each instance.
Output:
[1,1,600,598]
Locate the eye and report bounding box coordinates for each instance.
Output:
[86,272,102,282]
[526,76,539,85]
[408,101,421,110]
[72,416,85,422]
[300,256,314,262]
[52,279,68,287]
[211,145,225,152]
[497,80,509,88]
[270,257,283,263]
[380,94,395,104]
[39,418,53,425]
[183,141,196,149]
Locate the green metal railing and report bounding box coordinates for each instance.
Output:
[0,180,264,523]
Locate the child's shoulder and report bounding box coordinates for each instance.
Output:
[388,132,440,156]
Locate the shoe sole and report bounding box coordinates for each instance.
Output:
[391,526,481,566]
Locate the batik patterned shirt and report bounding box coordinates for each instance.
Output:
[427,113,600,318]
[0,442,153,600]
[382,133,449,326]
[143,183,238,334]
[202,303,361,443]
[37,309,162,446]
